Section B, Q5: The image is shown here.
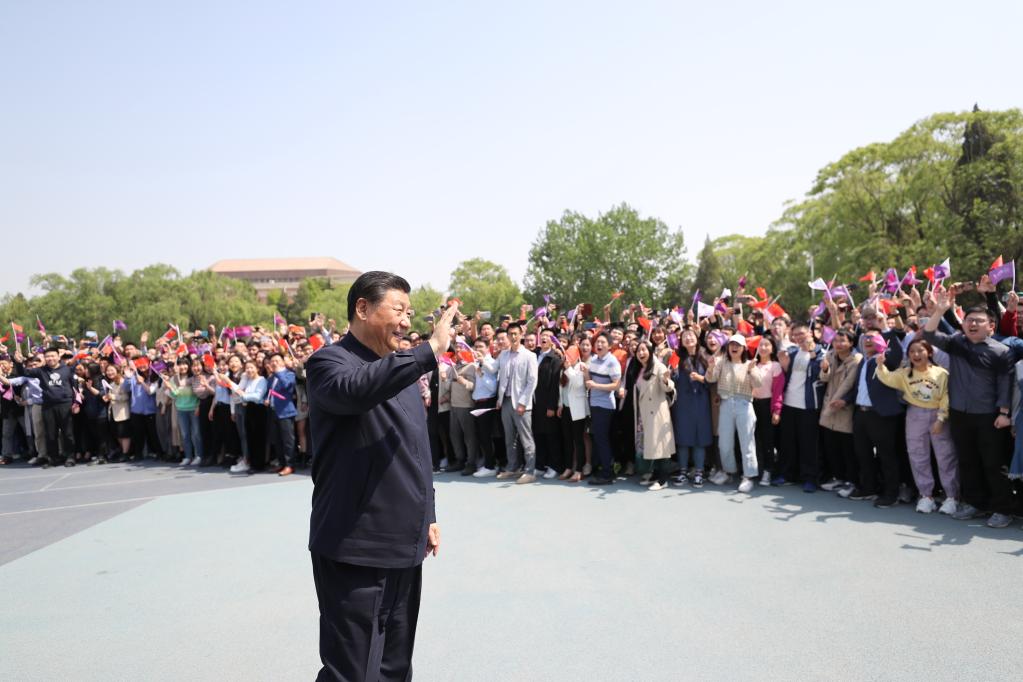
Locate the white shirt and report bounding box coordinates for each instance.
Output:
[783,350,810,409]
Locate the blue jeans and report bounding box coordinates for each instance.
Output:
[589,406,614,480]
[678,446,706,472]
[177,409,203,460]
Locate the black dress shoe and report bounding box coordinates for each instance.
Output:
[461,468,475,476]
[588,477,613,486]
[64,457,76,467]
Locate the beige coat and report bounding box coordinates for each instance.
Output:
[633,360,676,460]
[818,350,862,434]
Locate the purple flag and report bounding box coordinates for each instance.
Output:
[811,300,826,319]
[737,275,747,290]
[567,308,577,322]
[900,268,921,287]
[667,332,679,349]
[14,332,25,343]
[234,326,252,338]
[692,290,702,304]
[989,260,1016,285]
[151,360,168,373]
[543,294,552,305]
[883,268,900,293]
[113,320,127,331]
[534,306,548,319]
[821,326,836,345]
[932,258,950,282]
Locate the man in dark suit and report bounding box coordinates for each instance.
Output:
[305,271,458,681]
[531,328,563,478]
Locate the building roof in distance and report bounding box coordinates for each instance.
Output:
[209,257,361,274]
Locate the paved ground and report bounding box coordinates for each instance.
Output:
[2,464,1022,681]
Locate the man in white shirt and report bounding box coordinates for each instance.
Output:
[496,322,539,484]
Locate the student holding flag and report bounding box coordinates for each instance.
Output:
[266,352,297,476]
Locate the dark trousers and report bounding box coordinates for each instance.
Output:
[820,426,857,484]
[590,406,614,480]
[198,396,214,460]
[531,409,561,472]
[130,413,162,457]
[752,398,777,475]
[244,404,268,470]
[560,409,586,472]
[42,403,75,460]
[472,398,497,469]
[311,553,421,682]
[86,416,111,456]
[210,403,240,459]
[853,408,900,499]
[269,414,295,468]
[949,409,1016,515]
[779,405,819,483]
[611,402,634,467]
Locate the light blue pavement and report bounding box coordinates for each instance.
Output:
[3,473,1022,681]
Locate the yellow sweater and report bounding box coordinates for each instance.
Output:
[875,363,949,420]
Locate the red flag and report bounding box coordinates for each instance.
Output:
[751,299,770,311]
[458,350,474,364]
[667,352,679,370]
[278,337,290,353]
[202,353,215,370]
[991,255,1004,271]
[637,316,651,332]
[923,267,935,284]
[755,287,768,301]
[133,357,150,369]
[737,319,754,336]
[308,334,325,351]
[0,332,8,343]
[746,335,762,353]
[859,270,876,282]
[287,324,305,336]
[216,375,233,388]
[610,291,624,300]
[175,344,188,357]
[11,323,23,333]
[878,299,902,316]
[165,327,177,340]
[74,349,91,360]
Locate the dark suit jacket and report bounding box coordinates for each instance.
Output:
[843,331,905,417]
[306,333,438,569]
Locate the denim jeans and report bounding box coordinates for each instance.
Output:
[678,446,706,472]
[589,406,614,480]
[718,396,758,477]
[177,409,203,460]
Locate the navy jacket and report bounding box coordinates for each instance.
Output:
[843,332,905,417]
[306,333,438,569]
[782,345,826,411]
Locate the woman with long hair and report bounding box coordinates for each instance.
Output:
[559,335,592,481]
[633,341,676,491]
[669,328,713,487]
[706,335,762,493]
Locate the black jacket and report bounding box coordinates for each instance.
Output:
[306,333,438,569]
[18,363,76,406]
[533,352,563,414]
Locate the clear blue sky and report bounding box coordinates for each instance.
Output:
[2,0,1020,297]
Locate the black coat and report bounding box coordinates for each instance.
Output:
[533,353,563,414]
[306,333,438,569]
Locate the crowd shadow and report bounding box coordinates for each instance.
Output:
[432,470,1023,554]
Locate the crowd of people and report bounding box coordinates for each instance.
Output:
[3,271,1023,531]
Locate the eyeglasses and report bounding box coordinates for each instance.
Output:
[963,318,988,326]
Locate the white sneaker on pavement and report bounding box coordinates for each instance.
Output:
[543,467,558,479]
[820,478,843,492]
[737,477,754,494]
[916,496,937,514]
[709,470,730,486]
[473,467,497,478]
[938,497,958,515]
[648,481,668,491]
[759,470,771,486]
[229,460,250,474]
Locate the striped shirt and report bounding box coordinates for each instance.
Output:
[587,353,622,410]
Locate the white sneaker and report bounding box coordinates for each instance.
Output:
[938,497,958,515]
[820,478,843,492]
[916,497,937,514]
[709,470,731,486]
[472,466,496,478]
[759,470,771,486]
[543,467,558,480]
[229,460,250,474]
[737,477,754,494]
[190,457,202,466]
[648,481,668,491]
[178,458,189,467]
[639,472,654,486]
[582,463,592,476]
[439,458,449,470]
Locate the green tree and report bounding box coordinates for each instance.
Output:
[691,235,723,299]
[409,285,445,335]
[448,258,523,319]
[523,202,692,310]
